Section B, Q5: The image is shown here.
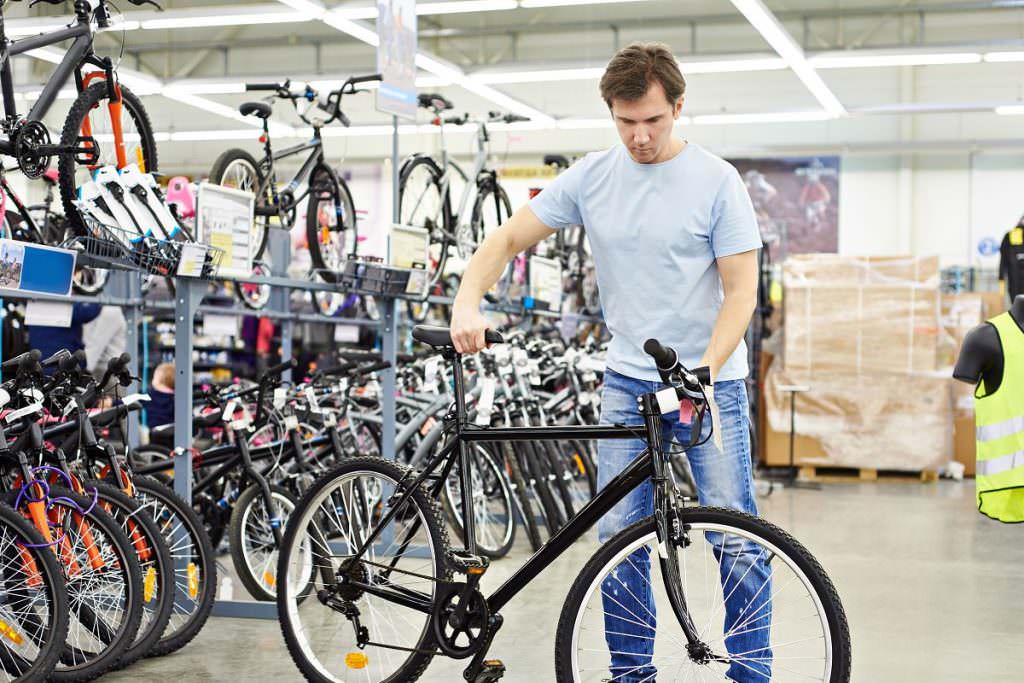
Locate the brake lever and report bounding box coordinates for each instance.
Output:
[128,0,163,9]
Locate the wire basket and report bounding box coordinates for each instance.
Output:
[340,258,412,296]
[72,211,178,276]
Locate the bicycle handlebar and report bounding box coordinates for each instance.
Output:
[246,82,284,92]
[266,358,298,377]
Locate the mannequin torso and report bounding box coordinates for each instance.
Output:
[953,295,1024,393]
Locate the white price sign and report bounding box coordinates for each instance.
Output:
[529,255,562,309]
[196,182,255,279]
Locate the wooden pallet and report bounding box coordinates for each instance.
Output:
[797,466,939,483]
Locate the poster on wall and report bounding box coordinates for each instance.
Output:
[728,156,841,261]
[376,0,417,119]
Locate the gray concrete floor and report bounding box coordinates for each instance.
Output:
[105,479,1023,682]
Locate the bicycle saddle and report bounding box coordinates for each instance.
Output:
[238,101,273,119]
[411,325,503,348]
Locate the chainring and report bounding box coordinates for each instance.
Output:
[14,121,51,179]
[431,583,490,659]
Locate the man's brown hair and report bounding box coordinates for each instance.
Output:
[599,42,686,108]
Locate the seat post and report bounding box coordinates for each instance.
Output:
[447,348,468,427]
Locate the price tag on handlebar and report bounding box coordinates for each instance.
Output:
[512,348,528,367]
[323,411,337,428]
[20,388,43,404]
[304,386,321,413]
[122,393,152,406]
[62,397,78,417]
[273,387,287,410]
[222,398,239,422]
[5,403,43,423]
[284,414,299,430]
[475,377,496,426]
[0,389,10,409]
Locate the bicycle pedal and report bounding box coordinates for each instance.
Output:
[473,659,505,682]
[448,549,490,575]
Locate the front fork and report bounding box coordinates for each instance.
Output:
[237,436,284,548]
[639,392,703,648]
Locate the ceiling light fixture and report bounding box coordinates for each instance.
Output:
[811,52,981,68]
[984,51,1024,62]
[729,0,845,117]
[520,0,650,7]
[692,110,834,125]
[995,104,1024,115]
[141,12,312,30]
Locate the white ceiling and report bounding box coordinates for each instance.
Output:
[5,0,1024,168]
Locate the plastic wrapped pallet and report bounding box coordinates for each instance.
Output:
[764,366,953,471]
[782,255,941,378]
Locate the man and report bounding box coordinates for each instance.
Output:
[450,42,771,681]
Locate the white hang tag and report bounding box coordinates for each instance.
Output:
[512,348,528,367]
[122,393,152,406]
[475,377,496,426]
[5,403,42,423]
[655,387,679,416]
[578,391,592,406]
[0,388,11,409]
[230,403,253,431]
[63,398,78,417]
[21,388,43,403]
[221,398,239,422]
[284,414,299,430]
[423,356,440,387]
[304,386,321,413]
[582,370,598,383]
[323,411,337,427]
[337,378,349,393]
[273,387,287,410]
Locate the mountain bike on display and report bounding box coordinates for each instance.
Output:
[0,0,160,230]
[276,326,851,683]
[208,74,380,314]
[398,95,530,288]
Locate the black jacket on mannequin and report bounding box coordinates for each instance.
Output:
[954,295,1024,391]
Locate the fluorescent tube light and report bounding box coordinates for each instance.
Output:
[984,51,1024,63]
[811,52,981,68]
[142,12,312,30]
[995,105,1024,115]
[520,0,650,7]
[692,110,834,125]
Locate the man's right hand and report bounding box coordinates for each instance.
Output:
[450,299,491,354]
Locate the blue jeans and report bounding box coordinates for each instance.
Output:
[597,369,773,682]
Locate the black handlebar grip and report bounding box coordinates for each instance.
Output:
[643,339,677,370]
[484,329,504,345]
[246,83,282,91]
[350,73,382,85]
[267,358,298,376]
[107,352,130,372]
[319,362,355,377]
[41,350,69,368]
[58,354,80,374]
[352,361,392,376]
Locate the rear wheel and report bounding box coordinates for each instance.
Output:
[228,484,305,602]
[209,148,271,260]
[306,166,357,282]
[277,457,451,683]
[441,444,516,558]
[399,156,451,286]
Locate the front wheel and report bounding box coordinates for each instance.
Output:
[554,508,850,682]
[228,484,304,602]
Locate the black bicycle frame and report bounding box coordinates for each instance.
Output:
[344,354,677,618]
[0,12,108,154]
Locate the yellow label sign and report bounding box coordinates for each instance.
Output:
[1011,228,1023,246]
[498,166,558,179]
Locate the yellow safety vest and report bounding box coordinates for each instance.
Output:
[975,312,1024,522]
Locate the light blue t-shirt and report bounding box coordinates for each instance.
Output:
[529,141,761,382]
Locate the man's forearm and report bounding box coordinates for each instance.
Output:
[454,230,515,307]
[700,292,757,380]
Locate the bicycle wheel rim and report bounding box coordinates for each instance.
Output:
[280,468,443,682]
[238,490,304,599]
[217,157,269,257]
[567,522,834,682]
[443,446,514,555]
[133,486,211,645]
[308,170,355,273]
[0,509,65,682]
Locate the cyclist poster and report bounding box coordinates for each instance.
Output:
[729,156,840,261]
[0,240,24,290]
[376,0,417,119]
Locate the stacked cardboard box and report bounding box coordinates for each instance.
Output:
[764,254,952,472]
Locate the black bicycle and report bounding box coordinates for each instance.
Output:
[209,74,379,276]
[276,325,851,683]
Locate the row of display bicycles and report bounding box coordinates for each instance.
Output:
[0,319,616,682]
